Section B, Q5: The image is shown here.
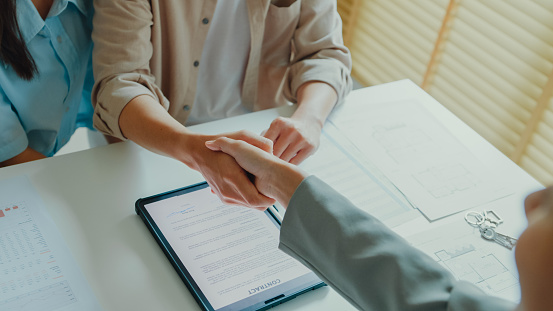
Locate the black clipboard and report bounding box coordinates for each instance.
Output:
[135,182,325,311]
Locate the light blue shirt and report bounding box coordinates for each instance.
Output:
[0,0,94,162]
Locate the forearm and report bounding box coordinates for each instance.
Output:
[292,81,337,127]
[0,147,46,167]
[280,177,453,311]
[118,95,199,166]
[280,177,454,311]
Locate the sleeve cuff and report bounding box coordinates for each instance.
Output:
[92,73,169,140]
[0,131,29,163]
[288,59,353,105]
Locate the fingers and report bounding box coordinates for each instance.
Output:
[205,137,230,152]
[205,137,274,181]
[211,173,275,210]
[524,187,553,217]
[201,147,275,210]
[525,189,545,216]
[265,117,297,157]
[263,119,281,142]
[229,130,273,153]
[263,117,319,164]
[264,117,288,155]
[279,140,302,162]
[206,137,245,159]
[289,149,310,165]
[273,131,296,158]
[210,179,274,210]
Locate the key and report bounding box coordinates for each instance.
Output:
[483,210,504,227]
[480,227,517,250]
[465,210,504,229]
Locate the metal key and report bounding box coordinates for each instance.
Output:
[465,210,504,229]
[483,210,504,227]
[480,227,517,250]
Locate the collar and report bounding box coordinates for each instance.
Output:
[49,0,90,18]
[17,0,44,44]
[17,0,90,44]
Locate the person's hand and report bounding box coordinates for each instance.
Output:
[0,147,46,167]
[263,116,322,165]
[184,131,276,210]
[516,187,553,311]
[523,188,550,219]
[206,137,308,208]
[262,81,339,165]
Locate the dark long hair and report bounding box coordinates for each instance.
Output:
[0,0,38,80]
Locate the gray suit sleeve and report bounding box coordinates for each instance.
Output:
[279,176,516,311]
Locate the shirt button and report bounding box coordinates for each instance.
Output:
[57,36,62,43]
[65,107,69,112]
[183,105,190,111]
[193,61,200,67]
[202,18,209,24]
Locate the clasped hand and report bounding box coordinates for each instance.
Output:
[206,136,308,210]
[186,130,276,209]
[197,119,318,210]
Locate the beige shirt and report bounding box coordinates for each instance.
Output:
[91,0,352,139]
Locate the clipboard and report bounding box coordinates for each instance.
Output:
[135,182,325,311]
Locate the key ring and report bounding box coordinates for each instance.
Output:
[464,211,485,227]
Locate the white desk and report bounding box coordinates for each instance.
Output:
[0,80,542,310]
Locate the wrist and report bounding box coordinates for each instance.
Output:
[293,81,338,126]
[173,132,212,170]
[268,161,308,208]
[291,109,325,130]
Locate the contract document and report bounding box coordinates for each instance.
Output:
[0,176,101,311]
[299,124,418,228]
[137,183,323,311]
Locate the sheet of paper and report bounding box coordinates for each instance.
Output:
[145,186,314,310]
[405,221,520,303]
[329,99,512,220]
[298,125,418,228]
[0,176,102,311]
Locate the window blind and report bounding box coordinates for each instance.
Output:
[338,0,553,184]
[345,0,448,85]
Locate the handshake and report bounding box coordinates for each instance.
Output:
[204,130,309,211]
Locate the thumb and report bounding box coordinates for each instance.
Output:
[205,138,239,158]
[206,138,258,172]
[205,140,222,151]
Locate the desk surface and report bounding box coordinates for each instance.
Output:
[0,80,542,310]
